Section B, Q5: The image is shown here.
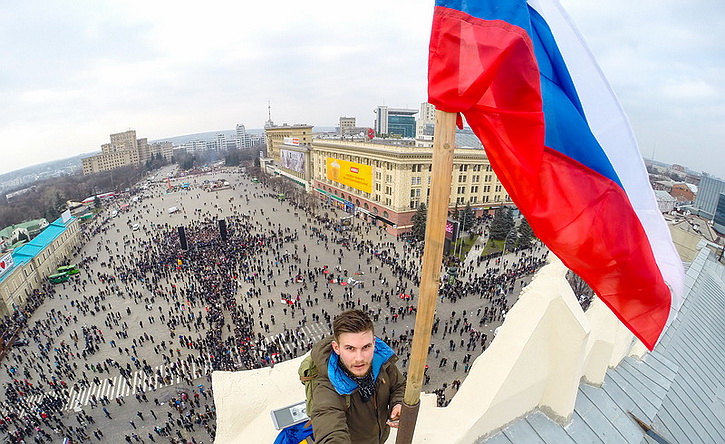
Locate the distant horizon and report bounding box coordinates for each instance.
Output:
[0,125,342,180]
[1,125,719,185]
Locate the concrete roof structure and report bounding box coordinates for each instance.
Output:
[212,246,722,444]
[653,190,676,202]
[481,245,725,444]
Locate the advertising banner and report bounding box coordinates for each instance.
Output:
[326,157,372,193]
[280,149,305,174]
[445,219,459,242]
[0,252,15,280]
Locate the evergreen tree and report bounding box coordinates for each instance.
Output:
[93,195,101,209]
[411,203,427,242]
[490,207,514,240]
[504,230,517,252]
[517,217,535,249]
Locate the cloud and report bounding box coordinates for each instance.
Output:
[0,0,722,180]
[562,0,725,177]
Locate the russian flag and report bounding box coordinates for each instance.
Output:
[428,0,684,350]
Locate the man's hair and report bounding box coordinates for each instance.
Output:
[333,309,374,340]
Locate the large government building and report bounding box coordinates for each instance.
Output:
[82,130,173,175]
[264,124,511,234]
[0,215,80,316]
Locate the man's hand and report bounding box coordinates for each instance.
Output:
[386,403,402,428]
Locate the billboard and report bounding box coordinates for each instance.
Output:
[280,149,305,174]
[0,252,14,280]
[283,137,300,146]
[445,219,460,242]
[326,157,373,193]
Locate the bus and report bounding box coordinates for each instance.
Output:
[57,265,79,275]
[48,273,69,284]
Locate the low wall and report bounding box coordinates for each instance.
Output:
[213,257,643,443]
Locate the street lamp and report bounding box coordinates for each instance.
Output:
[502,227,516,255]
[456,201,473,259]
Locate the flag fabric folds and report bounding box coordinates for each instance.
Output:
[428,0,684,350]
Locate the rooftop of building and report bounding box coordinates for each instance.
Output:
[654,190,677,201]
[0,218,48,239]
[384,108,418,115]
[481,245,725,444]
[312,139,488,158]
[211,225,724,444]
[265,123,314,130]
[0,216,76,284]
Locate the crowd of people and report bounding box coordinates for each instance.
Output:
[0,166,552,442]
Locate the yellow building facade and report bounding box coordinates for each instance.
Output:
[263,124,314,188]
[264,124,313,162]
[0,217,80,316]
[310,140,511,233]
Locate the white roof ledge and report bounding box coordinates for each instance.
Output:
[212,256,644,443]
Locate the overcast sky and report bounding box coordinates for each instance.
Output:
[1,0,722,178]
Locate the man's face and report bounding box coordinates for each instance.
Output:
[332,330,375,377]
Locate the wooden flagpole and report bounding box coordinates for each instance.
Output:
[396,110,457,444]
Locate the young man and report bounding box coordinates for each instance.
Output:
[310,309,406,444]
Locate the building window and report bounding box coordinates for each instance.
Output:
[386,174,393,183]
[460,164,469,172]
[472,175,480,183]
[473,165,482,172]
[495,184,503,192]
[385,186,392,195]
[409,200,419,209]
[471,185,479,193]
[484,175,492,182]
[471,196,478,203]
[456,197,465,205]
[457,186,466,194]
[458,175,467,182]
[410,189,421,198]
[411,177,421,185]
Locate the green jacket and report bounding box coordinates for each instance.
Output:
[309,335,406,444]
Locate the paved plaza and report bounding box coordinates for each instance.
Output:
[0,164,549,443]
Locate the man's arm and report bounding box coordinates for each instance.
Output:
[309,380,351,444]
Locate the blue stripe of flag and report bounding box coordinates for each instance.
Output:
[435,0,623,188]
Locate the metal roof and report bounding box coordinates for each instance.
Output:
[0,216,75,284]
[481,247,725,444]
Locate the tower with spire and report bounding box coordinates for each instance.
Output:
[264,100,275,128]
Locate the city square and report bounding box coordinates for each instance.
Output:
[0,164,548,443]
